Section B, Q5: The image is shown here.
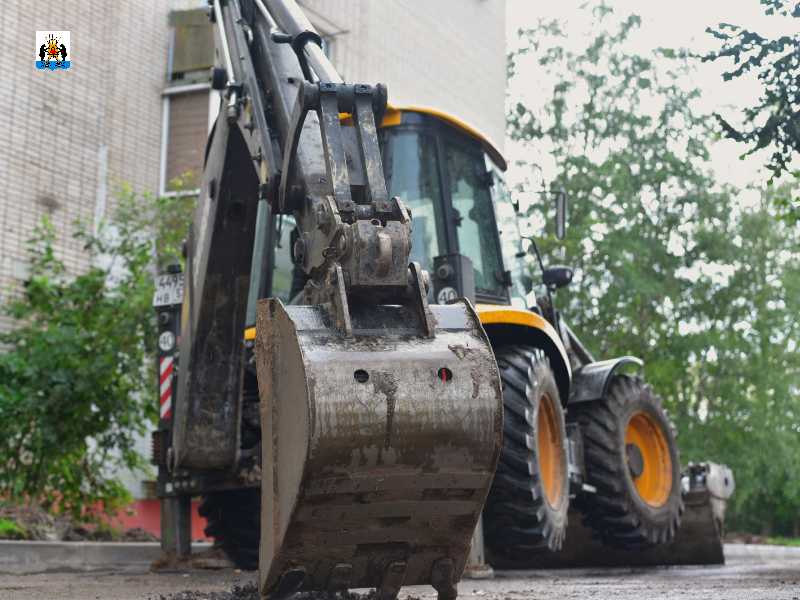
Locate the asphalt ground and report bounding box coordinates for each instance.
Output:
[1,559,799,600]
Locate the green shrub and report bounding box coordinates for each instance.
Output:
[0,518,27,540]
[0,183,194,522]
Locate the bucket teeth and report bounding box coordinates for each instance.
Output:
[431,558,458,600]
[376,561,407,600]
[327,564,353,598]
[272,566,306,600]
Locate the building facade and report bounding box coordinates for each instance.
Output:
[0,0,171,332]
[300,0,507,147]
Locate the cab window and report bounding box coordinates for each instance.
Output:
[382,130,447,293]
[444,141,504,296]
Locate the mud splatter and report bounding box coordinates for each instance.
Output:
[371,370,398,450]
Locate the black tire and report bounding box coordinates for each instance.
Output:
[573,374,683,549]
[198,489,260,570]
[484,346,570,556]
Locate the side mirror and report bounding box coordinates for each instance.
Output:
[543,265,573,290]
[555,190,568,239]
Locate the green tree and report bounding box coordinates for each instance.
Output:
[0,184,194,521]
[704,0,800,222]
[677,184,800,533]
[509,10,725,388]
[509,7,800,534]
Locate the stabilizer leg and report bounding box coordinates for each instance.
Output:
[160,495,191,558]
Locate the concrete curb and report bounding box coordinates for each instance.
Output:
[724,543,800,561]
[0,541,212,574]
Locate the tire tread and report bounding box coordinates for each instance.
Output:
[485,346,568,557]
[573,374,683,549]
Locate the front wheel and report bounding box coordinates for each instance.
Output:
[573,374,683,549]
[483,346,570,556]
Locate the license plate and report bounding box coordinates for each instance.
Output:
[153,272,184,307]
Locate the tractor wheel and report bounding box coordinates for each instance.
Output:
[484,346,570,556]
[198,489,260,570]
[573,374,683,548]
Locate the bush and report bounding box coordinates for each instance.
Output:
[0,183,194,522]
[0,518,27,540]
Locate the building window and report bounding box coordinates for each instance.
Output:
[159,86,215,196]
[159,8,216,197]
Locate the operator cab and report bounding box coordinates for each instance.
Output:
[254,106,532,329]
[377,107,530,307]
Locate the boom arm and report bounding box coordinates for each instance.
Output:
[171,3,503,599]
[173,0,430,470]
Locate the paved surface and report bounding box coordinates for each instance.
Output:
[0,542,213,575]
[0,560,799,600]
[4,542,794,576]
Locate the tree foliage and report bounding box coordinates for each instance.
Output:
[678,184,800,533]
[704,0,800,221]
[510,8,800,534]
[0,184,194,521]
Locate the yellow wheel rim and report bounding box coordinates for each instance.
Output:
[537,392,564,509]
[625,411,672,507]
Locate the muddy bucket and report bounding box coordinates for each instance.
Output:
[254,298,502,600]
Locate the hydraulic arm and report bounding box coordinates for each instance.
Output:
[170,1,503,598]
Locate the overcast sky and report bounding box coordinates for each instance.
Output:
[504,0,797,192]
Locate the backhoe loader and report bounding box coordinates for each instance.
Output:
[151,1,733,597]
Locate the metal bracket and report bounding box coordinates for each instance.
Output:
[279,80,437,341]
[277,81,318,213]
[351,84,389,205]
[409,262,435,338]
[328,264,353,337]
[277,81,388,214]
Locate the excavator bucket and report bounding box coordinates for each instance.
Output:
[254,298,502,600]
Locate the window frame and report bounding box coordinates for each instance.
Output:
[158,82,215,198]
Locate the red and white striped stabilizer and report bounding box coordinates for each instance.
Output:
[159,356,174,419]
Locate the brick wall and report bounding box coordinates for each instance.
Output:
[0,0,173,333]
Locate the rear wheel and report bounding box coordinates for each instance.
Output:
[198,488,260,570]
[484,346,569,556]
[574,374,683,548]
